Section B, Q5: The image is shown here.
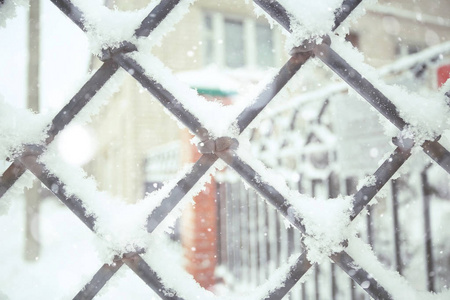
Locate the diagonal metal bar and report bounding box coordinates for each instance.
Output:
[421,139,450,172]
[0,0,182,199]
[0,61,119,198]
[1,1,428,299]
[267,141,412,298]
[135,0,181,37]
[146,153,218,233]
[123,253,184,300]
[314,44,406,129]
[217,148,393,299]
[217,149,305,232]
[254,0,362,34]
[45,60,120,144]
[331,251,393,300]
[74,261,124,300]
[260,140,413,299]
[49,0,363,243]
[246,0,362,133]
[253,0,291,32]
[236,54,311,133]
[140,55,313,232]
[51,0,181,38]
[254,0,450,175]
[264,251,312,300]
[0,161,27,198]
[50,0,86,31]
[351,144,412,218]
[18,152,96,231]
[314,43,450,173]
[18,151,183,299]
[112,53,205,136]
[332,0,363,31]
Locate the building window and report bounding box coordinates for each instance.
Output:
[203,12,279,69]
[224,19,245,68]
[203,14,214,66]
[256,23,275,67]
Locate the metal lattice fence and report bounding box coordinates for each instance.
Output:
[1,0,450,299]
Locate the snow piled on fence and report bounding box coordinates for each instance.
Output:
[347,236,450,300]
[328,34,450,144]
[129,51,260,138]
[71,0,196,56]
[235,143,354,264]
[0,97,50,215]
[41,139,218,261]
[255,0,378,51]
[279,0,343,46]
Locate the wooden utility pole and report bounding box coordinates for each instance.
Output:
[24,0,41,261]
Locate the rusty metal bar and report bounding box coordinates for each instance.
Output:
[218,148,393,299]
[74,261,124,300]
[331,251,393,300]
[135,0,181,37]
[123,254,183,300]
[51,0,181,38]
[50,0,86,31]
[112,53,205,136]
[254,0,362,33]
[18,151,96,231]
[146,154,218,233]
[0,61,118,199]
[0,161,27,198]
[0,0,182,200]
[236,54,310,133]
[264,252,312,300]
[314,44,406,130]
[217,149,305,232]
[314,43,450,173]
[351,145,412,219]
[45,60,119,145]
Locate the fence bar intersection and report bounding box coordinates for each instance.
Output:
[0,0,448,299]
[313,44,450,173]
[0,0,181,198]
[216,147,395,299]
[256,0,450,176]
[0,0,190,298]
[48,0,378,297]
[73,260,124,300]
[2,0,379,298]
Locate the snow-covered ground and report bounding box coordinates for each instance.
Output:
[0,195,165,299]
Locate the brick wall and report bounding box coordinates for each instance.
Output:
[181,129,218,289]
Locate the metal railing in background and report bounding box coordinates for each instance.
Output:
[1,0,449,299]
[218,66,450,298]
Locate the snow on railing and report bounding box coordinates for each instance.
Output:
[1,0,450,299]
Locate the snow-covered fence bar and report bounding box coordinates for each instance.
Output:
[256,0,450,174]
[1,0,450,300]
[264,40,450,119]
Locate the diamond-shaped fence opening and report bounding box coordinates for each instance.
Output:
[1,0,450,299]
